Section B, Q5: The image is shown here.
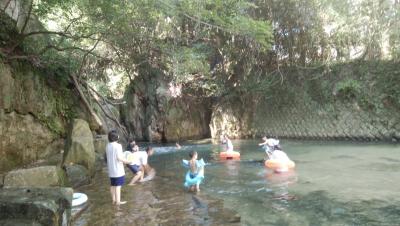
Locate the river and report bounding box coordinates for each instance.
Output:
[74,140,400,226]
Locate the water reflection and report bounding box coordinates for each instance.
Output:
[222,160,240,177]
[265,169,298,212]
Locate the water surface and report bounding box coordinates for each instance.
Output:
[75,140,400,226]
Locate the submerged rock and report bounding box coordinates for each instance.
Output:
[0,187,73,226]
[4,165,68,187]
[63,119,96,175]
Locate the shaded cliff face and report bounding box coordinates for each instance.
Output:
[0,61,92,172]
[121,71,212,142]
[211,61,400,141]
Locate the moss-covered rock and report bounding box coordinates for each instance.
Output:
[3,166,68,187]
[0,187,73,226]
[0,60,82,173]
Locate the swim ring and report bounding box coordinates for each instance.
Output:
[219,151,240,160]
[72,193,88,207]
[184,171,204,187]
[182,159,205,187]
[265,159,295,171]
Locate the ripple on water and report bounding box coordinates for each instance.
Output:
[74,140,400,225]
[74,159,241,226]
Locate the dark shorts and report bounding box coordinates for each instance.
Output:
[110,176,125,186]
[127,164,141,174]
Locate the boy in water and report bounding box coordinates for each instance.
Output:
[106,130,131,205]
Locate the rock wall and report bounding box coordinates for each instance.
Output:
[211,61,400,141]
[0,60,94,172]
[121,69,212,142]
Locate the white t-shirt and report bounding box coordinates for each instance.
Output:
[224,139,233,152]
[266,138,279,146]
[106,142,125,178]
[270,150,290,162]
[131,151,148,166]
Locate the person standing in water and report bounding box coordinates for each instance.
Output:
[106,130,131,205]
[185,150,205,192]
[189,151,201,192]
[221,134,234,152]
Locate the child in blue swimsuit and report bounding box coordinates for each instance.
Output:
[183,151,205,192]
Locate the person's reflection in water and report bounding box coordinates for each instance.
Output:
[224,160,240,177]
[265,169,298,211]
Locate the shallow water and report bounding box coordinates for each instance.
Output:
[74,140,400,226]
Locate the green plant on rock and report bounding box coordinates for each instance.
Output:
[335,79,361,100]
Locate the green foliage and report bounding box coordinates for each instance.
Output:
[33,0,75,17]
[335,79,361,100]
[307,79,333,104]
[375,63,400,108]
[2,0,399,103]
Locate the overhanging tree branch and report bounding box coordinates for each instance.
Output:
[80,79,129,138]
[20,0,33,34]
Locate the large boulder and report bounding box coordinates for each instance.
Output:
[3,166,68,187]
[63,119,96,175]
[93,135,108,155]
[0,187,73,226]
[65,164,90,188]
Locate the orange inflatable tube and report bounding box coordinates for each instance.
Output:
[265,160,295,170]
[219,151,240,160]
